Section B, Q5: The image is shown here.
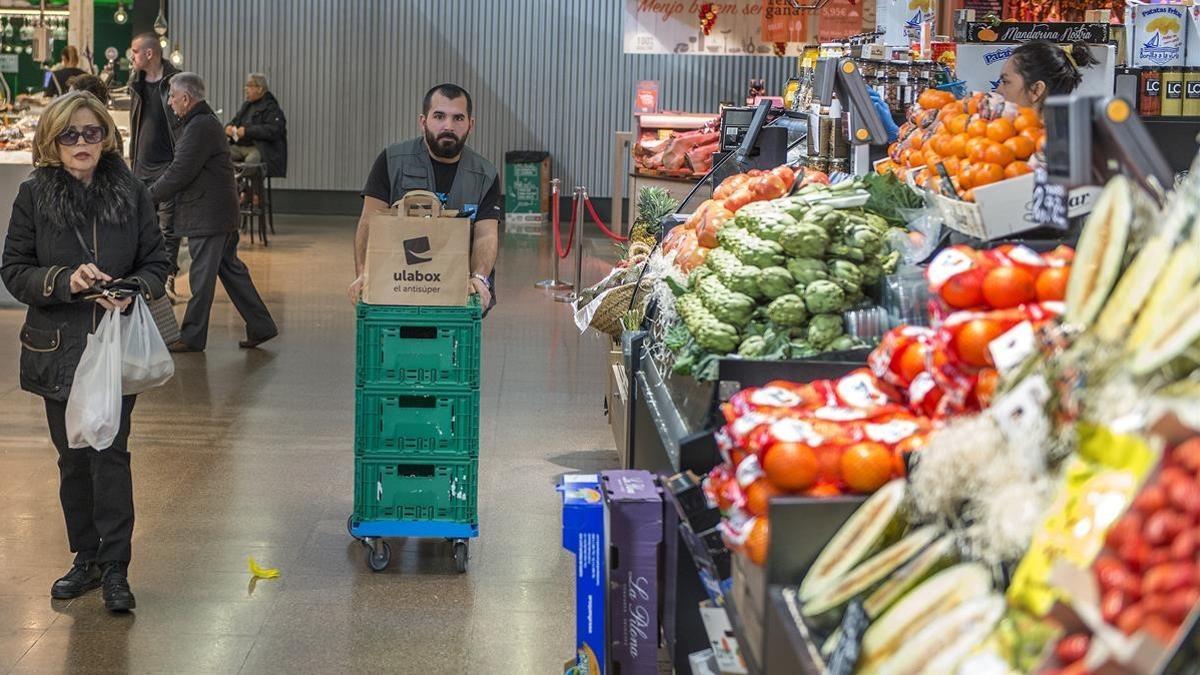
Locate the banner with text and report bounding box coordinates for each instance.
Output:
[624,0,805,56]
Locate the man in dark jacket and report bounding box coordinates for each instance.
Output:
[226,73,288,178]
[128,33,183,298]
[150,72,277,353]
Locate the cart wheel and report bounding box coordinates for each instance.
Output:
[452,541,468,574]
[347,515,360,540]
[366,540,391,572]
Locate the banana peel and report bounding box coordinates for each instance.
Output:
[248,556,280,580]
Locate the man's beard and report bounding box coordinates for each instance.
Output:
[425,128,467,159]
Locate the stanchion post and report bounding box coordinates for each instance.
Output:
[555,185,587,303]
[536,178,573,290]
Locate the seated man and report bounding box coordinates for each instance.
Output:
[225,72,288,178]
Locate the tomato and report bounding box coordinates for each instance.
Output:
[1168,480,1200,516]
[982,266,1037,309]
[1145,511,1185,546]
[1035,266,1070,302]
[1173,438,1200,474]
[1133,484,1168,514]
[1105,511,1144,551]
[1117,603,1146,635]
[1054,633,1090,665]
[954,319,1005,367]
[974,368,999,407]
[940,274,985,309]
[1101,588,1128,624]
[896,342,928,385]
[770,165,796,192]
[750,173,788,201]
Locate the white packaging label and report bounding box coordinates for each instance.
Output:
[769,418,825,447]
[866,419,921,445]
[926,247,974,288]
[988,321,1036,375]
[749,387,802,409]
[989,374,1051,442]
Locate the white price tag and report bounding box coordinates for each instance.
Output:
[988,321,1036,374]
[989,375,1051,442]
[769,418,824,447]
[927,248,974,288]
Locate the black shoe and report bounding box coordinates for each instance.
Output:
[167,340,202,353]
[239,331,278,349]
[50,562,101,599]
[101,563,136,612]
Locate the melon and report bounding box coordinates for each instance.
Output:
[1064,176,1132,329]
[802,526,940,628]
[1128,211,1200,350]
[873,594,1004,675]
[862,534,957,618]
[858,563,992,668]
[1094,192,1191,343]
[797,480,907,602]
[1129,283,1200,375]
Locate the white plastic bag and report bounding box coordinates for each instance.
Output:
[65,308,123,450]
[120,296,174,394]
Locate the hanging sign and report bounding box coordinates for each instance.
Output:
[818,0,864,42]
[761,0,809,43]
[0,54,17,74]
[623,0,804,56]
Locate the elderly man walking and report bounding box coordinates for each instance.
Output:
[150,72,277,353]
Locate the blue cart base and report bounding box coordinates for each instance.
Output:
[347,516,476,572]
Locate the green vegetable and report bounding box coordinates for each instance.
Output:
[790,341,819,358]
[829,260,864,295]
[807,314,845,348]
[860,261,884,285]
[829,335,860,351]
[786,257,830,286]
[766,294,808,327]
[697,275,756,328]
[737,335,769,358]
[804,280,846,314]
[843,222,883,256]
[664,324,690,352]
[757,266,795,299]
[688,265,714,288]
[828,242,866,263]
[744,211,798,242]
[720,227,786,268]
[676,293,740,354]
[779,221,830,258]
[862,172,923,228]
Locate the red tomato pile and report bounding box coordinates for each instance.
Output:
[1043,632,1092,675]
[709,369,930,565]
[1094,437,1200,647]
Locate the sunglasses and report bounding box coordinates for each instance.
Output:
[56,125,106,146]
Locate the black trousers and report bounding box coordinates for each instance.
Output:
[44,395,137,565]
[159,199,180,278]
[181,231,276,350]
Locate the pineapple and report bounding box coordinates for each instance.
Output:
[631,187,678,248]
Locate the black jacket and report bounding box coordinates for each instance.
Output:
[1,153,169,401]
[230,91,288,178]
[149,101,240,237]
[128,60,180,176]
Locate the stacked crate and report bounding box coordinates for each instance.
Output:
[352,299,482,537]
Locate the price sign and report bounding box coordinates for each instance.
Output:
[1031,164,1070,231]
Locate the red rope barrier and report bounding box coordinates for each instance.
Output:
[554,194,578,259]
[583,197,628,242]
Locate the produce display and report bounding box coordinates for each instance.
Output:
[663,171,907,380]
[632,126,719,177]
[877,90,1047,202]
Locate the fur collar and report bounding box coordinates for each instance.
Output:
[31,152,140,232]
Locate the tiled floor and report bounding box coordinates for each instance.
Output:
[0,217,621,674]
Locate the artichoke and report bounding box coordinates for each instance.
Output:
[757,266,795,300]
[803,280,846,315]
[828,242,866,263]
[737,335,769,358]
[766,294,808,328]
[750,212,798,242]
[676,293,740,354]
[843,222,883,256]
[789,341,819,358]
[828,260,864,295]
[807,313,845,349]
[779,221,830,258]
[786,257,829,286]
[697,275,756,328]
[859,261,884,285]
[828,335,860,351]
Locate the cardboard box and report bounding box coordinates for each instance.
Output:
[601,470,663,675]
[731,551,766,667]
[1132,3,1188,68]
[956,43,1116,98]
[699,601,750,675]
[561,474,607,675]
[932,173,1099,240]
[606,345,629,469]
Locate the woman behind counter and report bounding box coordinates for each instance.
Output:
[996,40,1100,111]
[0,91,168,612]
[45,45,87,98]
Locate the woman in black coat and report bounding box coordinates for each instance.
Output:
[1,91,168,612]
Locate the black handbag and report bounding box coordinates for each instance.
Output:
[72,224,182,344]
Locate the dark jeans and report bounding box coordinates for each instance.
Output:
[44,395,137,565]
[181,231,276,350]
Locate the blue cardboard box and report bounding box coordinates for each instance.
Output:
[561,474,606,675]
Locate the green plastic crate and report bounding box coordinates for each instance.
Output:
[356,316,480,388]
[356,296,482,322]
[353,458,477,523]
[355,388,479,455]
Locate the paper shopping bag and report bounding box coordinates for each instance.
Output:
[362,190,471,306]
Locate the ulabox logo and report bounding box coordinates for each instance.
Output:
[394,236,442,282]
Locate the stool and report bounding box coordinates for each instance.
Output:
[234,161,268,246]
[265,175,275,235]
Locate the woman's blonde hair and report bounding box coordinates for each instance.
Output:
[61,45,79,67]
[32,91,120,167]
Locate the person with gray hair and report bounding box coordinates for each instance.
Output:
[148,72,277,353]
[226,71,288,177]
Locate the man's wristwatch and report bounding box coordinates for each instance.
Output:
[470,273,492,290]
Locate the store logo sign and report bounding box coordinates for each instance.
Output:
[402,236,433,265]
[984,48,1014,65]
[1140,10,1183,65]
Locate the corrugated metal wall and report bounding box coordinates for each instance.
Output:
[172,0,795,196]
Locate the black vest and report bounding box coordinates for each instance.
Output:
[384,137,497,212]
